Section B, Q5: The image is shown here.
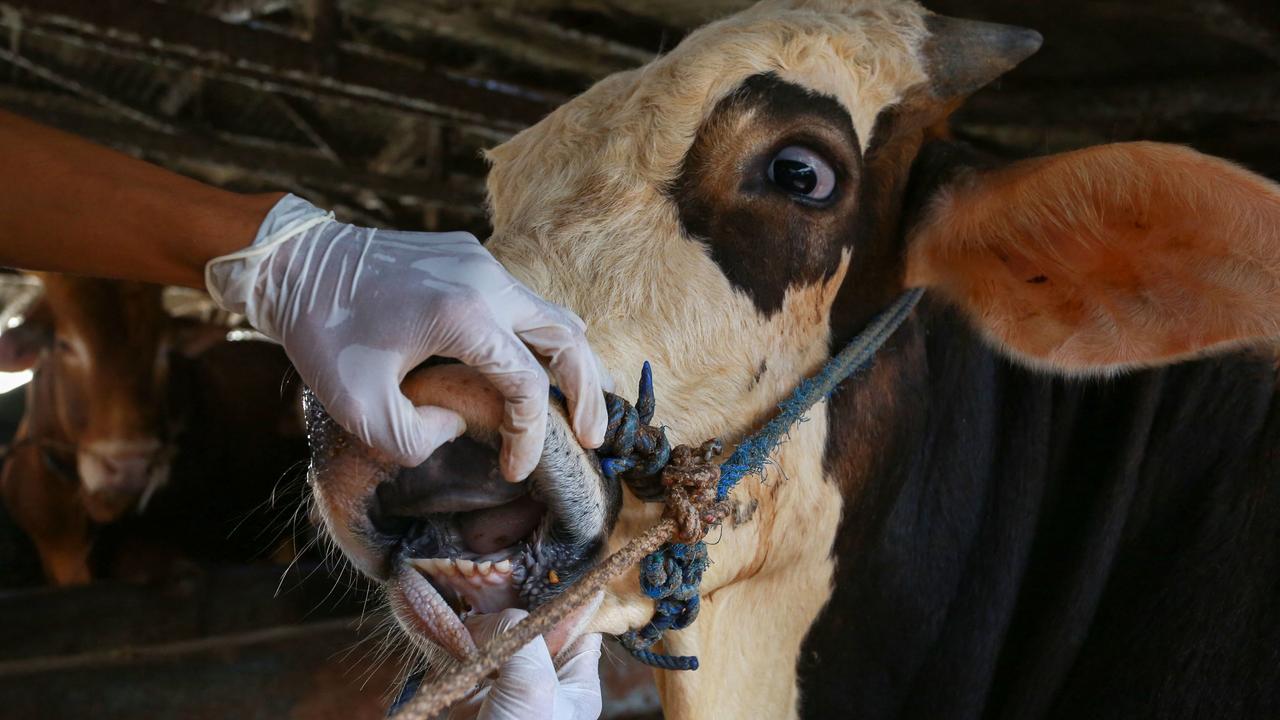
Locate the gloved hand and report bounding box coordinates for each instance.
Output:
[205,194,606,478]
[449,609,603,720]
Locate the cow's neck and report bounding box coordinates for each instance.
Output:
[796,298,1280,718]
[647,299,926,719]
[649,390,842,719]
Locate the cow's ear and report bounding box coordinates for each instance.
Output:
[905,142,1280,372]
[0,301,52,372]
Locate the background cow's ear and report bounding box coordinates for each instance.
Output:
[0,301,52,372]
[905,142,1280,372]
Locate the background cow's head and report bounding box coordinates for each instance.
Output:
[307,0,1280,715]
[0,275,224,525]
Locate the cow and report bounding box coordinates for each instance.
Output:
[0,274,309,585]
[303,1,1280,717]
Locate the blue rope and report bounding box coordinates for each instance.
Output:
[387,668,426,717]
[604,288,924,670]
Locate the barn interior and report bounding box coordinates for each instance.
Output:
[0,1,1276,718]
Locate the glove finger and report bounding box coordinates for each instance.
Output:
[515,321,607,449]
[462,610,558,720]
[450,335,549,482]
[553,633,603,720]
[321,345,465,466]
[362,389,466,467]
[494,363,549,483]
[480,635,558,720]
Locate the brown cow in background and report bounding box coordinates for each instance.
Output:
[0,274,310,585]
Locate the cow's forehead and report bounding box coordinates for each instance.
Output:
[642,0,931,155]
[485,0,929,243]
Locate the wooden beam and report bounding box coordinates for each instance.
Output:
[155,69,206,117]
[1182,0,1280,67]
[340,0,651,81]
[408,0,750,31]
[0,563,363,661]
[0,0,558,133]
[0,619,402,719]
[0,86,487,214]
[959,72,1280,134]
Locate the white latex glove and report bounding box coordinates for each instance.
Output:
[449,609,603,720]
[205,194,606,478]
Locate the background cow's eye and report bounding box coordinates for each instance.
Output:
[768,145,836,202]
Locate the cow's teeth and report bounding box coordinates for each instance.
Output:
[495,559,512,573]
[476,560,493,576]
[415,558,451,577]
[456,559,476,576]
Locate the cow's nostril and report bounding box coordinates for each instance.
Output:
[107,456,149,478]
[78,440,164,495]
[373,435,524,527]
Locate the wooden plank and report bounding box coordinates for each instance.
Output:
[0,620,402,720]
[0,563,368,661]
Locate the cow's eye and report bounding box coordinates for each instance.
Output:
[768,146,836,202]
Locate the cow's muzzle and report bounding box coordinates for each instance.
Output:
[77,439,172,522]
[305,363,621,660]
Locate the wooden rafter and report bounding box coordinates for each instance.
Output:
[0,85,486,214]
[0,0,558,134]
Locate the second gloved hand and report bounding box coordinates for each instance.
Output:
[205,194,606,477]
[448,609,603,720]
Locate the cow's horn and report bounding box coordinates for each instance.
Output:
[922,15,1042,99]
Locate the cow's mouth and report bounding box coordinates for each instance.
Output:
[378,435,582,659]
[304,363,620,663]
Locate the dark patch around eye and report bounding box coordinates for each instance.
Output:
[668,72,862,317]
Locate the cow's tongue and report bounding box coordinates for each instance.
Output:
[392,565,477,661]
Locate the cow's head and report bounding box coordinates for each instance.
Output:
[0,275,224,523]
[307,0,1280,714]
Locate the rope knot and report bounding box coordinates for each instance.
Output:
[660,439,726,544]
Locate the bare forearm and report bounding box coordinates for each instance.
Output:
[0,109,283,288]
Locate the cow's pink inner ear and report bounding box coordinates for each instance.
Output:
[904,141,1280,372]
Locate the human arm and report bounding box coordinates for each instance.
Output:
[0,108,280,288]
[0,110,606,475]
